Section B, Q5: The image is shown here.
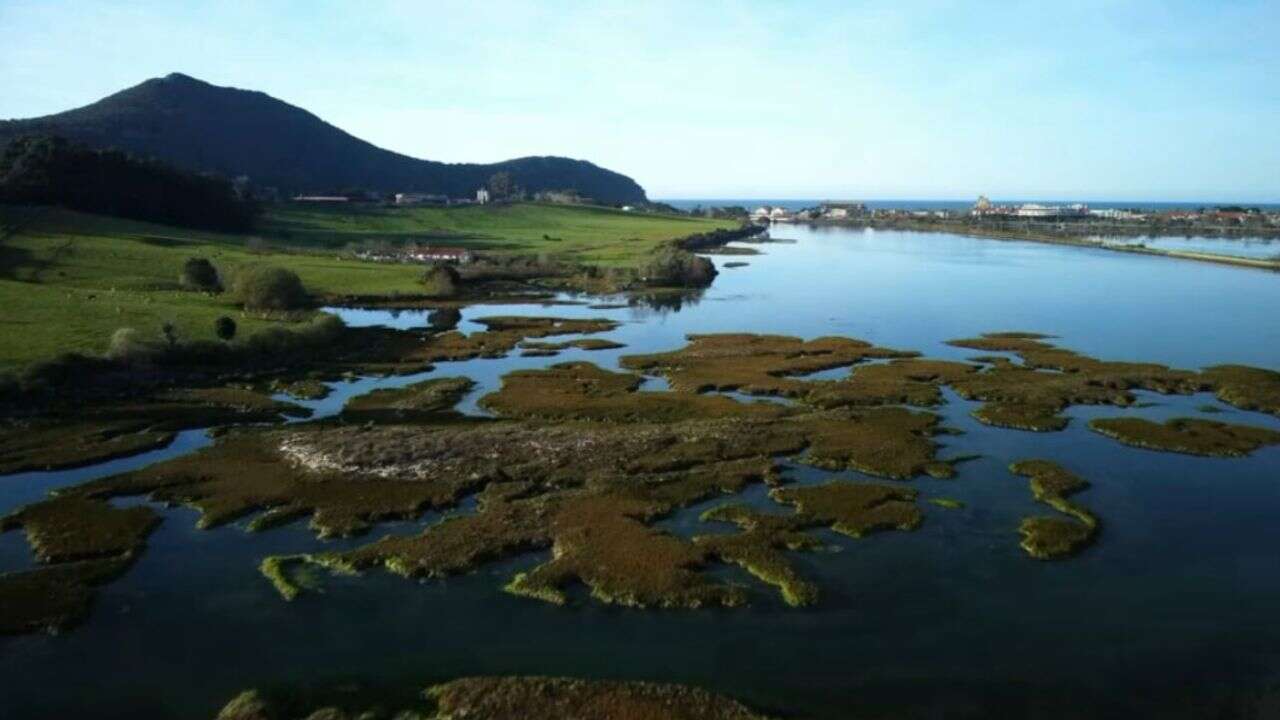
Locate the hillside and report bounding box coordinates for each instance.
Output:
[260,202,736,265]
[0,203,734,370]
[0,73,647,203]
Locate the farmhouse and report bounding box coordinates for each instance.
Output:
[355,245,474,264]
[413,247,474,263]
[292,195,349,203]
[395,193,449,205]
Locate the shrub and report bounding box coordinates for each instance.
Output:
[22,352,115,390]
[420,263,460,298]
[160,322,179,349]
[428,306,462,330]
[641,248,718,287]
[215,316,237,342]
[106,328,157,363]
[232,266,309,312]
[242,314,345,359]
[180,257,222,292]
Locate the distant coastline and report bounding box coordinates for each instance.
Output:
[660,198,1280,272]
[662,198,1280,213]
[831,217,1280,273]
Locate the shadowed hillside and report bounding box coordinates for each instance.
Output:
[0,73,647,203]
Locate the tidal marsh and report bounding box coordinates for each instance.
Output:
[1009,460,1099,559]
[215,675,775,720]
[1088,417,1280,457]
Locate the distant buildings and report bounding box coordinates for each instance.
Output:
[750,206,796,222]
[476,188,491,204]
[971,195,1013,217]
[970,196,1088,219]
[1015,203,1089,218]
[1090,208,1146,221]
[355,245,474,264]
[820,202,866,219]
[292,195,349,203]
[414,247,474,263]
[395,192,449,205]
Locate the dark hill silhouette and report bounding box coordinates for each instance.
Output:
[0,73,647,203]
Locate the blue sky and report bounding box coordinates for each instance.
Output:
[2,1,1277,201]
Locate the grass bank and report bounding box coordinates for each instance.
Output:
[0,203,737,372]
[261,201,737,266]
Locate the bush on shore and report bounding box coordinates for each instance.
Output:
[640,248,717,287]
[180,257,222,293]
[105,328,156,364]
[1,314,348,403]
[421,263,461,298]
[231,266,309,312]
[215,316,237,342]
[428,307,462,330]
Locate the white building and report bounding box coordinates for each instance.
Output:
[413,247,473,264]
[820,202,864,219]
[292,195,349,203]
[1016,203,1089,219]
[1090,208,1145,221]
[395,193,448,205]
[476,188,491,204]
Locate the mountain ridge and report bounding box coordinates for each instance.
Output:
[0,73,647,203]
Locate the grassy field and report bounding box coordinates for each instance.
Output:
[0,203,734,372]
[261,202,736,266]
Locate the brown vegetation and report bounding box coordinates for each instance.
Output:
[1088,417,1280,457]
[1009,459,1098,559]
[215,675,776,720]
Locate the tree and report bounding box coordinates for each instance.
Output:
[421,263,460,298]
[105,328,154,363]
[427,306,462,330]
[180,257,222,292]
[231,265,309,312]
[0,135,257,231]
[215,316,237,342]
[641,249,717,288]
[487,171,514,199]
[160,322,179,349]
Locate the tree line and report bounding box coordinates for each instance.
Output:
[0,135,257,231]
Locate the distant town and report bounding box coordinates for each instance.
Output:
[292,187,494,206]
[746,197,1280,230]
[732,194,1280,248]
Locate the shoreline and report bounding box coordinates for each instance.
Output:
[798,218,1280,273]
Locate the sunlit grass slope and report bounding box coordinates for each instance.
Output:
[0,203,734,371]
[260,202,736,265]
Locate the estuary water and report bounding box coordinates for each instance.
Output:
[1092,234,1280,261]
[3,225,1280,719]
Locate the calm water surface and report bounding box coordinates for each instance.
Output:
[3,226,1280,719]
[1092,234,1280,261]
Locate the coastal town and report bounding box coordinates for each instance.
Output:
[747,197,1280,230]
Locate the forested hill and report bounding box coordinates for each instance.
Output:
[0,73,648,203]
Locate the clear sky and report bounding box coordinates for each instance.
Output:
[2,1,1277,201]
